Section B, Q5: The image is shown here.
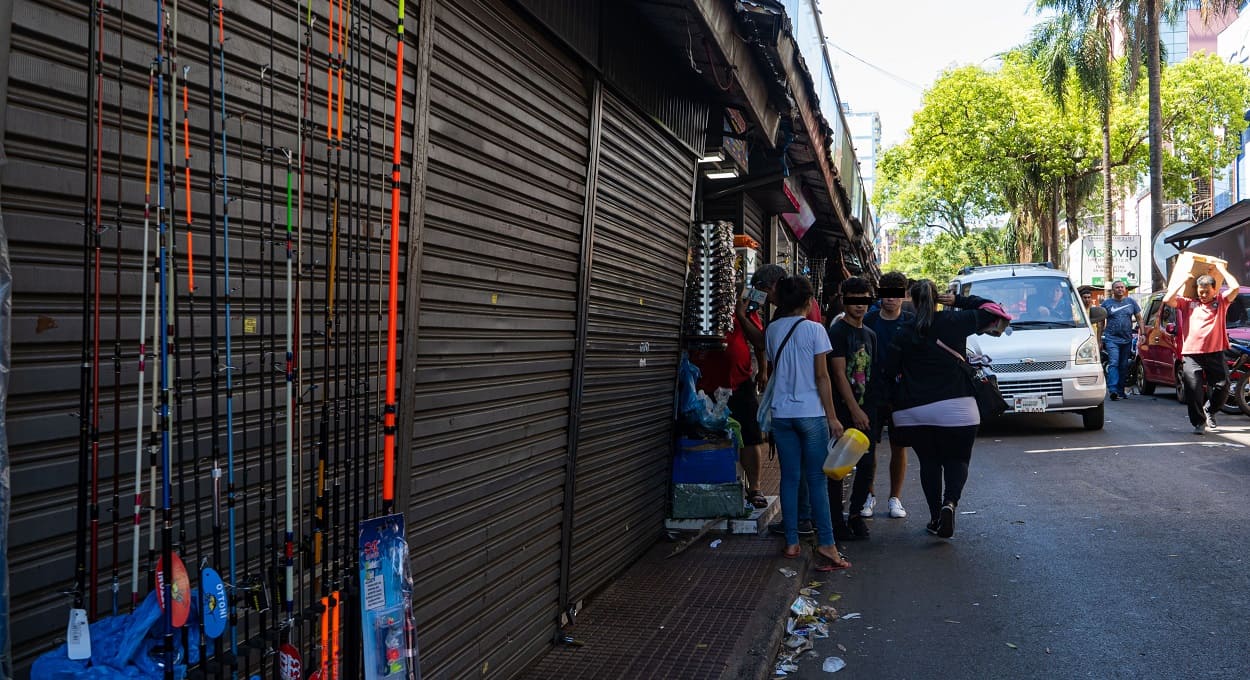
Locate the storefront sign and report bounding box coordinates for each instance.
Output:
[1081,234,1140,286]
[781,179,815,240]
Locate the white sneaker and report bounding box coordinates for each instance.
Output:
[860,494,876,517]
[888,497,907,518]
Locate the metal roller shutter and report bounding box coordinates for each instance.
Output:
[406,0,588,676]
[568,90,696,604]
[744,194,768,249]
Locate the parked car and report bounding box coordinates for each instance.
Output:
[950,263,1106,430]
[1134,287,1250,407]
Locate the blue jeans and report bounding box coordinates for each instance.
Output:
[771,417,836,546]
[1106,338,1132,395]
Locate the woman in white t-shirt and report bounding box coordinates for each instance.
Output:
[765,276,850,571]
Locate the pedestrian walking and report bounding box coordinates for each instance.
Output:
[878,280,1007,539]
[744,264,818,537]
[863,271,914,520]
[764,275,850,570]
[1163,262,1241,433]
[1100,281,1142,400]
[826,277,878,540]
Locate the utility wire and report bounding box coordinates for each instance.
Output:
[824,39,925,91]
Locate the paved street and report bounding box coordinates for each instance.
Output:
[791,389,1250,679]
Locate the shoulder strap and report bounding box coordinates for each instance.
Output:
[770,318,804,366]
[934,338,967,364]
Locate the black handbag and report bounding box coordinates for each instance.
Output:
[936,339,1008,420]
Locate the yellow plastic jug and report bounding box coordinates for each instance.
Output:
[823,428,870,480]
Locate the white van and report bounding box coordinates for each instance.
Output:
[949,264,1106,430]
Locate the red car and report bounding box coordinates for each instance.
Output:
[1134,287,1250,407]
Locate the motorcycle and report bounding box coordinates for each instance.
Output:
[1226,340,1250,417]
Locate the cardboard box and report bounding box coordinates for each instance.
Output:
[671,482,747,519]
[1170,252,1228,299]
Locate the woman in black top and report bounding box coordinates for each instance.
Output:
[878,280,1005,539]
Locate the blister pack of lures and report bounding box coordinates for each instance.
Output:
[359,514,420,680]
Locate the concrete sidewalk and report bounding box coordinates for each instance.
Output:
[521,454,825,679]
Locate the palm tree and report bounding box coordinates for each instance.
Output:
[1029,0,1136,292]
[1144,1,1239,287]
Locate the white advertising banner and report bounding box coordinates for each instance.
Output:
[1080,234,1141,287]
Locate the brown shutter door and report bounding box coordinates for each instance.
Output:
[406,0,589,676]
[568,90,696,604]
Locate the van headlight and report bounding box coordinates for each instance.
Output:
[1075,336,1100,365]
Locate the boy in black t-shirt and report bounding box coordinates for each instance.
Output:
[862,271,914,520]
[828,277,877,539]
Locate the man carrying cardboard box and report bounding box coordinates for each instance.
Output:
[1163,258,1241,434]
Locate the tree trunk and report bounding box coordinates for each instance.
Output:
[1050,184,1061,264]
[1064,176,1081,245]
[1102,103,1115,294]
[1147,1,1165,289]
[1017,213,1035,263]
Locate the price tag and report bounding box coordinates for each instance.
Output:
[67,608,92,660]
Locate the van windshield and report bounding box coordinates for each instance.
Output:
[962,277,1086,329]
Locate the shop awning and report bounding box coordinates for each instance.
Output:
[1164,199,1250,248]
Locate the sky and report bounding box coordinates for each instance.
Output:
[823,0,1043,147]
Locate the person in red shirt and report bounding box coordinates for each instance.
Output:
[688,288,769,508]
[1164,261,1241,434]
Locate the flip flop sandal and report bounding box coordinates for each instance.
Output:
[814,551,852,572]
[747,489,768,509]
[782,544,802,559]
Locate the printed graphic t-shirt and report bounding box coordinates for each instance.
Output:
[765,317,833,419]
[827,320,876,421]
[1100,296,1141,341]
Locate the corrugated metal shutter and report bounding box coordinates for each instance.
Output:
[744,194,767,248]
[405,0,588,676]
[5,0,409,673]
[567,89,695,604]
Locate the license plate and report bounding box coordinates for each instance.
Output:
[1014,394,1047,412]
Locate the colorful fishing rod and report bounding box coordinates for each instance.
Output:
[155,0,176,673]
[214,0,240,662]
[132,64,156,610]
[110,0,127,617]
[382,0,406,515]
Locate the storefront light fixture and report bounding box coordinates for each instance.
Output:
[698,151,726,164]
[704,168,739,180]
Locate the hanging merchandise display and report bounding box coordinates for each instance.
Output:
[37,0,407,675]
[682,221,737,349]
[358,515,419,680]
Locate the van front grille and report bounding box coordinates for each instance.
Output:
[998,378,1065,400]
[992,361,1067,373]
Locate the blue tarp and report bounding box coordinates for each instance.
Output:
[31,591,196,680]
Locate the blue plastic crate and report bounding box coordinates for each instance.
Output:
[673,438,738,484]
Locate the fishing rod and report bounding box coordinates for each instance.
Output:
[283,145,296,646]
[89,0,107,622]
[131,63,156,611]
[110,0,127,618]
[214,0,240,663]
[73,0,101,625]
[381,0,406,515]
[155,0,176,674]
[238,88,257,673]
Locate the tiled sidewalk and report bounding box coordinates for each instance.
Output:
[521,454,813,679]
